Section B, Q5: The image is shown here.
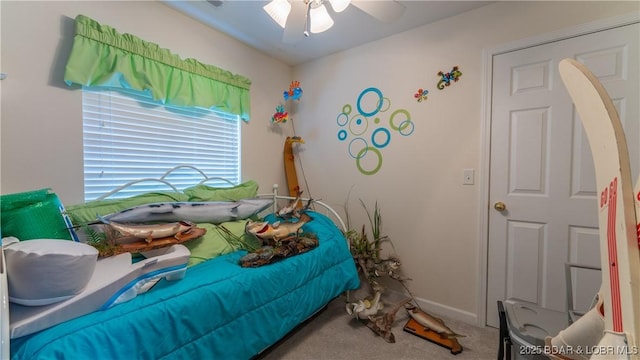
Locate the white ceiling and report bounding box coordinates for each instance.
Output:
[163,0,493,66]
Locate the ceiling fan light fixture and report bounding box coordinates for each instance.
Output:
[328,0,350,13]
[264,0,291,29]
[309,3,334,33]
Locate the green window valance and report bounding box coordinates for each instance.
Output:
[64,15,252,121]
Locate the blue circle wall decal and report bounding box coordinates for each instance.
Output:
[348,137,368,159]
[371,127,391,148]
[338,129,348,141]
[357,87,383,117]
[398,120,415,136]
[336,112,348,127]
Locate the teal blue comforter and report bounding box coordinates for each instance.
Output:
[10,212,360,359]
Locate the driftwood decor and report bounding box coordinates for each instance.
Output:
[81,223,206,257]
[239,234,318,267]
[344,199,465,353]
[344,200,415,343]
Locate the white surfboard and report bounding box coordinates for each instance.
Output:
[1,245,9,359]
[559,58,639,359]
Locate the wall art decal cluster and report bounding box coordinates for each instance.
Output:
[412,65,462,102]
[337,87,414,175]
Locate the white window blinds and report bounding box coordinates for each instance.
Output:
[82,87,241,201]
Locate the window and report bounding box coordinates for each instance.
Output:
[82,87,241,201]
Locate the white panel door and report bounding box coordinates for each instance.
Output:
[486,23,639,328]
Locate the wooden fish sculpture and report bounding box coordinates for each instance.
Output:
[99,216,195,244]
[283,137,304,197]
[276,190,303,219]
[245,213,312,242]
[405,305,465,339]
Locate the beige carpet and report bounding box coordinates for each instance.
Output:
[260,296,499,360]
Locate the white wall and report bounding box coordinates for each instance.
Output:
[0,1,294,205]
[291,1,639,324]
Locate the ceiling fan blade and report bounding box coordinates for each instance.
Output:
[351,0,405,22]
[283,1,308,44]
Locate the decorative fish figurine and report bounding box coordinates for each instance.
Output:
[245,213,312,242]
[405,305,466,339]
[104,198,274,224]
[276,190,303,219]
[98,216,195,243]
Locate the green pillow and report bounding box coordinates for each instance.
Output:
[66,191,189,224]
[185,220,260,267]
[183,180,259,202]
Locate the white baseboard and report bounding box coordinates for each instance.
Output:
[386,288,479,326]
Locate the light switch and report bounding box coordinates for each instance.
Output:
[463,169,474,185]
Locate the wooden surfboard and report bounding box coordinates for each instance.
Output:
[283,136,304,197]
[559,58,639,357]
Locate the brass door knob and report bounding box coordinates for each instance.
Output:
[494,201,506,212]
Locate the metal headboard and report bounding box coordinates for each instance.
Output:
[93,166,347,233]
[96,165,235,200]
[257,184,347,233]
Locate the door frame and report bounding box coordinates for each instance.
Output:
[477,13,640,327]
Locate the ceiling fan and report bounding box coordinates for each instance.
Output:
[263,0,406,43]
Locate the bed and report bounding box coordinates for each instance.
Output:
[5,166,360,359]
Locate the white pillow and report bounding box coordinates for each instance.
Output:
[4,239,98,306]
